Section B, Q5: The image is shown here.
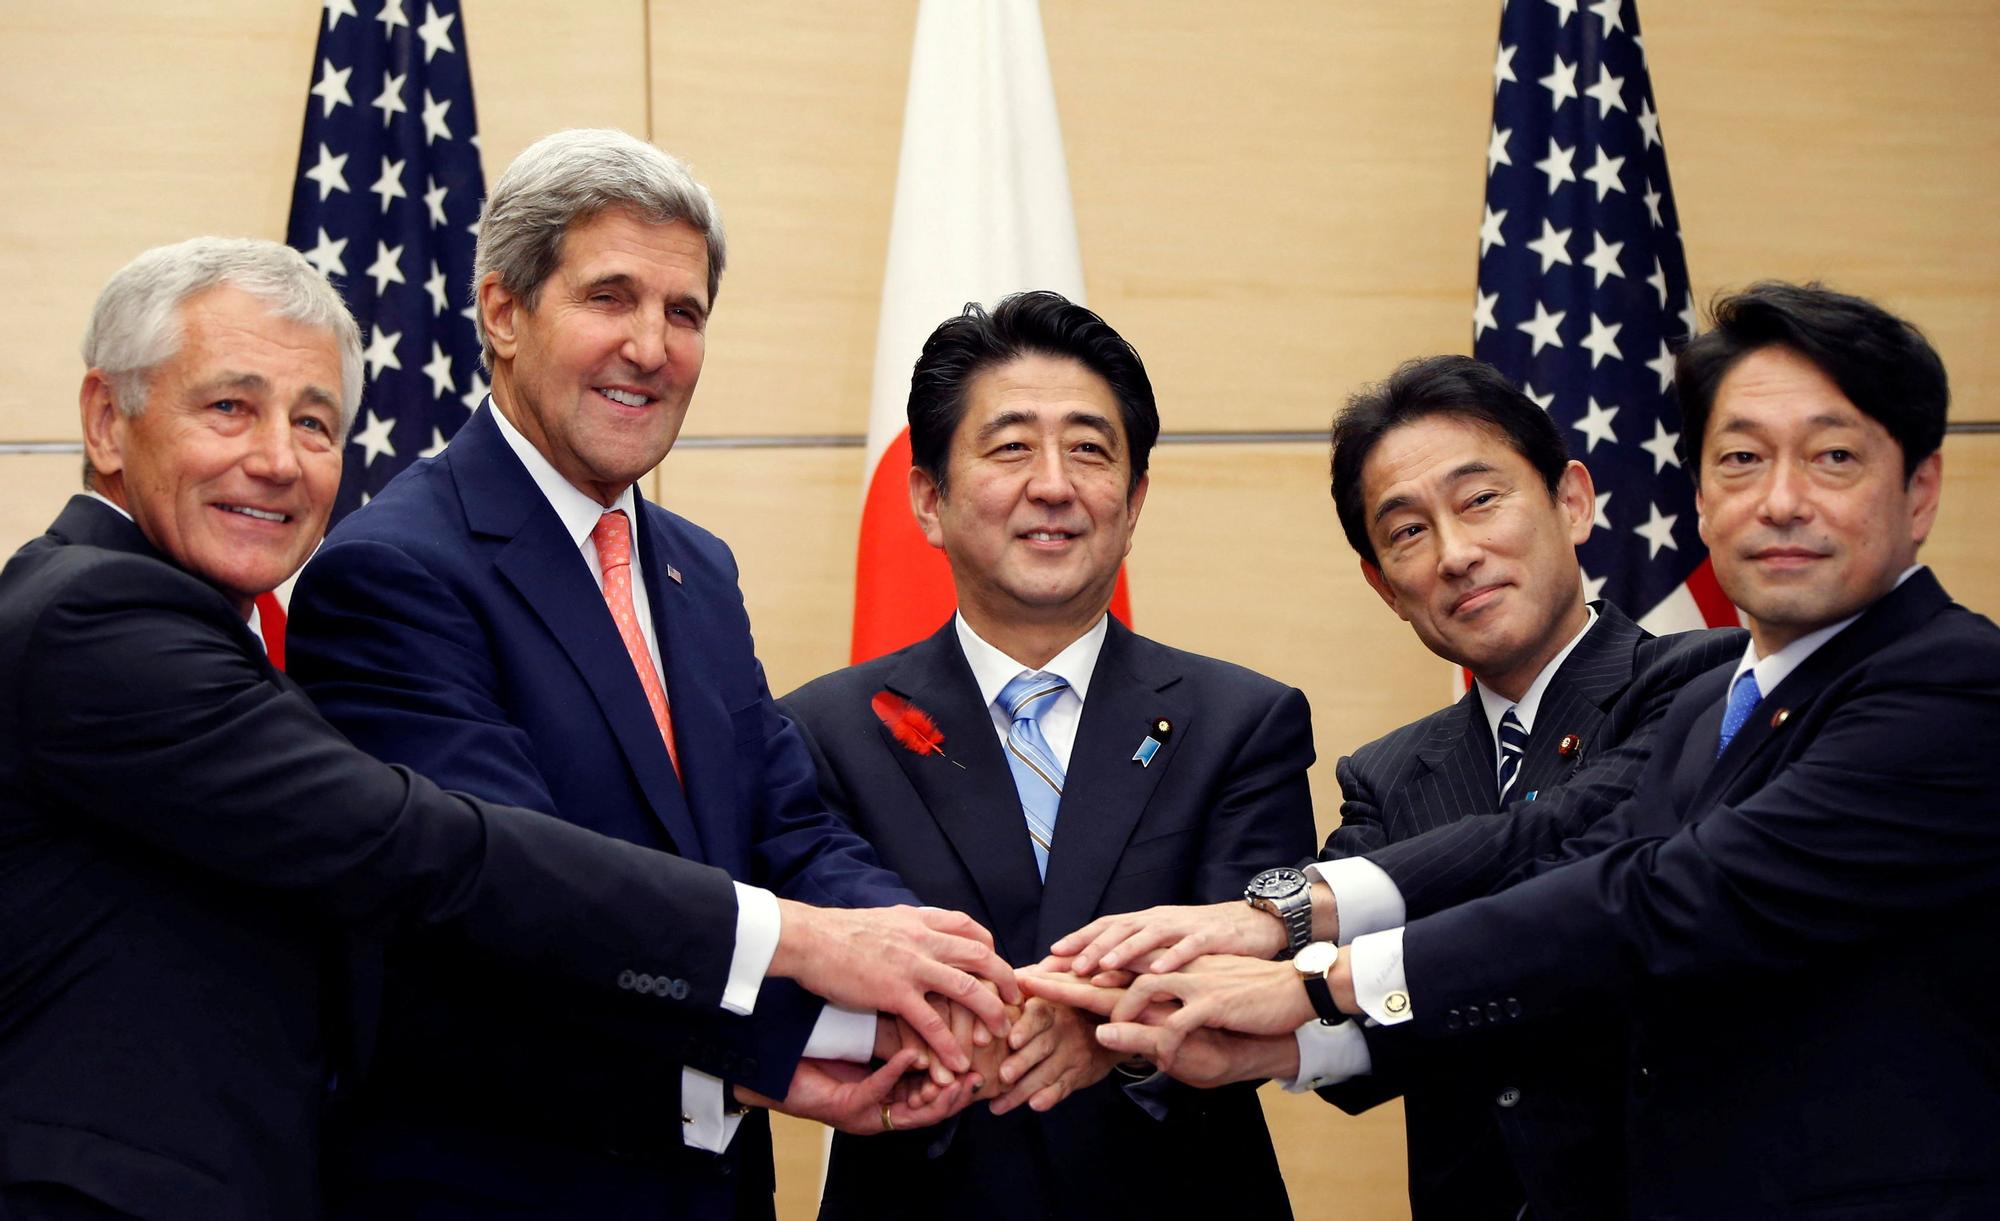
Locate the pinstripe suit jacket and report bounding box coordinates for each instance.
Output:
[1317,602,1744,1221]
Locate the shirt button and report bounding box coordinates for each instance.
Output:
[1496,1087,1521,1108]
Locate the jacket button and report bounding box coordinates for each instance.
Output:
[1446,1008,1463,1031]
[1465,1007,1484,1027]
[1485,1001,1502,1023]
[617,970,636,990]
[635,973,655,994]
[1505,996,1522,1018]
[1496,1087,1520,1108]
[669,978,690,1000]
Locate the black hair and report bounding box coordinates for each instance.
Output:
[906,290,1158,496]
[1676,281,1947,482]
[1331,354,1570,566]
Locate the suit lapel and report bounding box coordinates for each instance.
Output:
[1516,602,1644,795]
[1692,571,1951,813]
[1034,622,1189,954]
[1408,692,1501,827]
[452,406,702,858]
[880,626,1045,962]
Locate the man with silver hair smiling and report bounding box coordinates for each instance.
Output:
[288,130,996,1218]
[0,236,1016,1221]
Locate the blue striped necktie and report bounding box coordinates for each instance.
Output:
[1496,705,1528,799]
[1716,671,1763,757]
[998,670,1068,880]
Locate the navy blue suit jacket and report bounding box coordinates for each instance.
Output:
[1316,603,1743,1221]
[288,404,915,1219]
[0,499,752,1221]
[782,618,1313,1221]
[1400,570,2000,1219]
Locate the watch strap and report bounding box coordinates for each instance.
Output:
[1302,961,1344,1025]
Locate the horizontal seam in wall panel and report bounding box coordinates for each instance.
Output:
[6,420,2000,455]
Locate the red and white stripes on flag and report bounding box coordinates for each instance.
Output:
[849,0,1129,664]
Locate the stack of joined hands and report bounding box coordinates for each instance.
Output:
[738,899,1346,1134]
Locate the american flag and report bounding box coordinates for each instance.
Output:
[1475,0,1734,631]
[286,0,487,522]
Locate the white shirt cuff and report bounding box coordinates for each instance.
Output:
[723,882,779,1016]
[1348,929,1413,1026]
[680,1067,746,1152]
[1280,1018,1374,1092]
[1305,858,1405,944]
[804,1003,877,1063]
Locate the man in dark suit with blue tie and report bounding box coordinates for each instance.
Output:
[0,236,1014,1221]
[780,292,1316,1220]
[286,130,1015,1220]
[1052,354,1740,1220]
[1054,282,2000,1220]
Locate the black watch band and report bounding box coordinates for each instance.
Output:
[1302,970,1344,1025]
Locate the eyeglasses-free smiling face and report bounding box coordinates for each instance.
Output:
[1359,412,1594,699]
[83,285,345,617]
[911,353,1147,648]
[481,209,710,507]
[1695,345,1940,656]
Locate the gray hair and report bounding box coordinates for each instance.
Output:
[471,128,727,368]
[82,236,364,437]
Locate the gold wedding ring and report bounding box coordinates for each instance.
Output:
[880,1103,895,1132]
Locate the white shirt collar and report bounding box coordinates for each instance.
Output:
[955,612,1109,709]
[489,397,642,547]
[86,489,132,522]
[1476,603,1599,741]
[1730,565,1924,696]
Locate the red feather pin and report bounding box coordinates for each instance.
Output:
[871,691,966,768]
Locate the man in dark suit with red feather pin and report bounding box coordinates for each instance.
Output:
[782,291,1315,1220]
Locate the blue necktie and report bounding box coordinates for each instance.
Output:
[1496,705,1528,799]
[1717,671,1763,757]
[998,670,1068,880]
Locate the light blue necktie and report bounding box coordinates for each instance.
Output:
[1716,671,1763,757]
[998,670,1068,880]
[1496,705,1528,798]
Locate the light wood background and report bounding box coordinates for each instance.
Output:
[3,4,1995,1217]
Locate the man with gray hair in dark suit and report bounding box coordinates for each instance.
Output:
[1046,354,1741,1221]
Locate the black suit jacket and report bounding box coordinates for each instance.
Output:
[0,498,749,1220]
[781,618,1315,1221]
[1319,603,1744,1221]
[1402,570,2000,1219]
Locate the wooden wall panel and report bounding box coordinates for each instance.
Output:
[0,2,314,440]
[1646,0,2000,419]
[0,455,85,560]
[647,1,914,440]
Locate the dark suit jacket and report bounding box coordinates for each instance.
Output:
[287,404,915,1219]
[1318,603,1744,1221]
[1401,570,2000,1220]
[781,618,1315,1221]
[0,497,752,1221]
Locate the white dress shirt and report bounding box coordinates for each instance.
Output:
[490,407,872,1150]
[1287,605,1596,1090]
[954,611,1108,772]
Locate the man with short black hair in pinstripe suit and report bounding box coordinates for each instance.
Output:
[1048,355,1742,1221]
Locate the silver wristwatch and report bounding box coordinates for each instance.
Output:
[1244,866,1315,959]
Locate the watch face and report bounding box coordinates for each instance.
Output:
[1246,867,1308,900]
[1295,941,1339,975]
